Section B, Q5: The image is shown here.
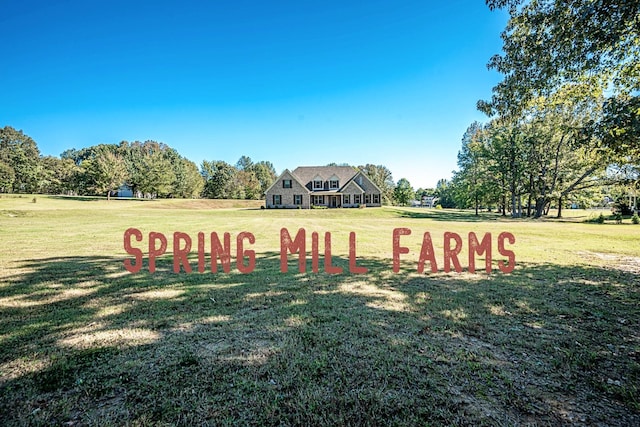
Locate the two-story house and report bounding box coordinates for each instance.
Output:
[264,165,382,209]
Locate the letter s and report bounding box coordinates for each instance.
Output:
[124,228,143,273]
[497,232,516,273]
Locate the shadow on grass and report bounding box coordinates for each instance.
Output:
[1,254,639,426]
[389,208,505,222]
[49,195,151,202]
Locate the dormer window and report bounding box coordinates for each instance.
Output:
[313,179,323,190]
[283,179,292,188]
[329,180,339,189]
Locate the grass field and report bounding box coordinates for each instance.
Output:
[1,195,639,426]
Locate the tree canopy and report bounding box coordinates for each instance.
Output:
[481,0,640,118]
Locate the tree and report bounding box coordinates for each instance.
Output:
[434,178,457,208]
[250,161,277,198]
[358,164,395,205]
[235,169,261,199]
[0,161,15,193]
[0,126,41,193]
[483,120,528,217]
[236,155,253,171]
[201,160,237,199]
[138,151,175,197]
[38,156,79,195]
[481,0,640,158]
[83,147,127,200]
[393,178,414,206]
[172,158,204,198]
[482,0,639,114]
[456,122,492,215]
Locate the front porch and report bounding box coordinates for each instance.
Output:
[311,192,343,208]
[310,191,374,208]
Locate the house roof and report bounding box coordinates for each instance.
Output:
[262,168,307,195]
[291,166,358,186]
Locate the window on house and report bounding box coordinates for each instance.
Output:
[273,195,281,205]
[344,194,350,204]
[373,194,380,204]
[312,195,325,205]
[283,179,292,188]
[294,194,302,205]
[329,180,339,189]
[313,180,323,190]
[365,194,371,204]
[354,194,361,204]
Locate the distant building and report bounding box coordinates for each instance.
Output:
[421,196,438,208]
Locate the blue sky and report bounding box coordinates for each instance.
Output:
[1,0,507,189]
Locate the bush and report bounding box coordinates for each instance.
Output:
[632,213,639,224]
[596,213,605,224]
[435,204,443,210]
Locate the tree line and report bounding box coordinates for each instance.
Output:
[439,0,639,217]
[0,126,429,205]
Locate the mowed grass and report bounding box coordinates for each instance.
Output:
[1,196,639,426]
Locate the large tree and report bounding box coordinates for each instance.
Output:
[0,161,15,193]
[358,164,395,205]
[0,126,41,193]
[201,160,237,199]
[83,147,127,200]
[393,178,414,206]
[455,122,492,215]
[250,161,277,198]
[38,156,79,195]
[481,0,640,157]
[482,0,639,113]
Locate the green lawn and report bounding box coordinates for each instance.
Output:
[1,196,639,425]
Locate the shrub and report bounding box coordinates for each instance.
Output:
[596,213,605,224]
[435,204,443,210]
[632,213,639,224]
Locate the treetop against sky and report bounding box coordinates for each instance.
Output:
[0,0,508,188]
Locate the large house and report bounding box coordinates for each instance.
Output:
[265,166,382,209]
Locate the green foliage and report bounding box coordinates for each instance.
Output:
[482,0,640,118]
[632,213,639,224]
[0,126,41,193]
[358,164,395,205]
[38,156,79,194]
[201,157,276,200]
[0,161,15,193]
[434,179,456,208]
[82,147,127,200]
[201,160,237,199]
[482,0,640,171]
[393,178,414,206]
[172,158,204,198]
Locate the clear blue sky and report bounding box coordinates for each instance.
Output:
[1,0,507,189]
